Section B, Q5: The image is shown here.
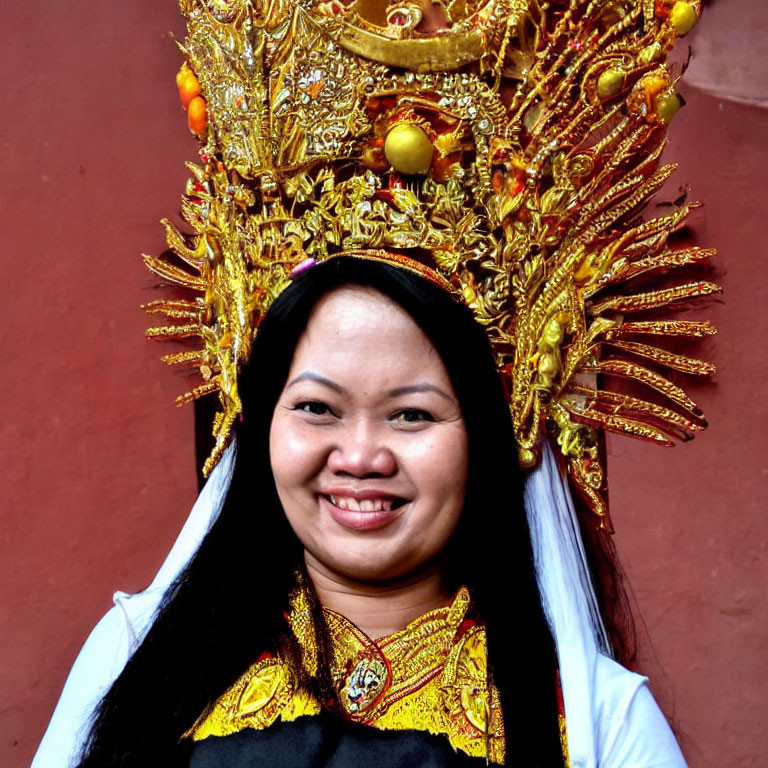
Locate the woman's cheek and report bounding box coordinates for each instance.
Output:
[270,414,330,489]
[404,427,468,485]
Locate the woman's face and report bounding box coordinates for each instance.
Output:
[269,286,468,584]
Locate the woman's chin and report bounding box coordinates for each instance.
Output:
[304,545,423,587]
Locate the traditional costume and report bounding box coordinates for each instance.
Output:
[34,0,716,765]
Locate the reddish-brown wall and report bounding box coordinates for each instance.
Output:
[2,2,766,767]
[608,4,768,762]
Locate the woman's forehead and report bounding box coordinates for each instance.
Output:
[304,286,420,342]
[288,286,449,389]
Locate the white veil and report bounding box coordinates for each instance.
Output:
[525,442,610,767]
[31,443,237,768]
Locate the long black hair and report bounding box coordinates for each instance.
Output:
[78,258,567,767]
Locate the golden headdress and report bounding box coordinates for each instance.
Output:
[144,0,718,531]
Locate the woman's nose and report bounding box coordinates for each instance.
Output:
[326,421,397,478]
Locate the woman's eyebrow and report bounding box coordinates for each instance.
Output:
[388,383,454,402]
[285,371,346,394]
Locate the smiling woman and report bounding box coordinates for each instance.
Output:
[34,259,686,768]
[32,259,550,767]
[30,0,727,765]
[271,286,468,594]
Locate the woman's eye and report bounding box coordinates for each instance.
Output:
[294,401,332,416]
[391,409,434,425]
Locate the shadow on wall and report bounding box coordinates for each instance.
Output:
[687,0,768,107]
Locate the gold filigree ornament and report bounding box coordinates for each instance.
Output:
[144,0,719,531]
[189,585,506,762]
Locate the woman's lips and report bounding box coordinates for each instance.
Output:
[319,494,407,531]
[328,494,395,513]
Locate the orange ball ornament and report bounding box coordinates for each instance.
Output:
[187,95,208,137]
[178,74,202,109]
[176,64,202,108]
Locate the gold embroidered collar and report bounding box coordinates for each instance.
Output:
[190,586,505,763]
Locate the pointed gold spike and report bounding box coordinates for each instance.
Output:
[161,218,212,268]
[202,410,238,477]
[581,165,679,241]
[566,405,674,446]
[160,349,208,366]
[146,323,204,340]
[585,359,702,415]
[142,254,206,291]
[568,457,613,534]
[568,385,705,437]
[613,320,717,339]
[143,298,200,312]
[608,340,716,375]
[592,248,716,293]
[175,381,219,406]
[590,281,722,314]
[142,299,203,321]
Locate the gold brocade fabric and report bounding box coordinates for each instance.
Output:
[190,586,506,763]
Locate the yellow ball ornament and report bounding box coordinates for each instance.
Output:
[669,1,698,36]
[656,92,681,124]
[597,68,625,100]
[638,42,662,65]
[384,123,434,176]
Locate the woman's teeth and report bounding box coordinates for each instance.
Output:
[328,495,395,512]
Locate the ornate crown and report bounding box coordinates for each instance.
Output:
[144,0,718,531]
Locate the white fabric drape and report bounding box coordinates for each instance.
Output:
[525,442,686,768]
[31,443,236,768]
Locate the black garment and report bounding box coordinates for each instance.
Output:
[189,711,485,768]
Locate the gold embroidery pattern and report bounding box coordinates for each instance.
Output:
[190,587,505,763]
[559,714,570,766]
[190,654,321,739]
